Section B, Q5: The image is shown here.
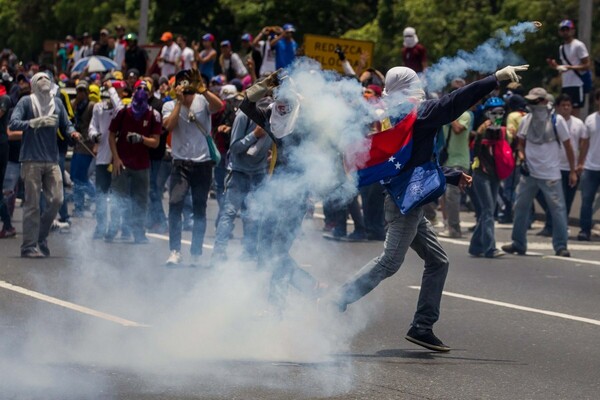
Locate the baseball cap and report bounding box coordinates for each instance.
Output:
[220,40,231,47]
[76,80,89,91]
[210,75,224,85]
[524,87,549,101]
[100,28,109,36]
[283,24,296,32]
[82,32,90,38]
[158,76,169,86]
[111,80,127,89]
[112,71,124,81]
[161,31,173,42]
[202,33,215,42]
[559,19,575,30]
[220,84,238,100]
[241,33,253,42]
[126,68,140,78]
[134,80,149,90]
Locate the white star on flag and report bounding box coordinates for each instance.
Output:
[395,162,402,169]
[389,156,395,163]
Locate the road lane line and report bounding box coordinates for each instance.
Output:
[409,286,600,326]
[146,233,214,249]
[543,255,600,266]
[0,280,149,328]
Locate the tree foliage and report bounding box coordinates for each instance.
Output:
[0,0,597,86]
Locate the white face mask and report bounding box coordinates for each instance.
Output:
[269,99,299,139]
[528,104,549,119]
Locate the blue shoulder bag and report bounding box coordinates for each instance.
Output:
[382,134,446,215]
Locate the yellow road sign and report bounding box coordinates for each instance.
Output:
[303,34,374,73]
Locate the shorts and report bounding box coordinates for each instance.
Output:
[561,86,585,108]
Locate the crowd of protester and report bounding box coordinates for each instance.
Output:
[0,18,598,267]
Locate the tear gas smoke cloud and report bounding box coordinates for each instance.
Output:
[425,21,539,92]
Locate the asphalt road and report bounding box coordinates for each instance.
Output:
[1,199,599,400]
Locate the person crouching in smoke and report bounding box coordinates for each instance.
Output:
[239,70,326,311]
[332,64,529,352]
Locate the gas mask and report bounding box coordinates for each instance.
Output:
[485,107,505,128]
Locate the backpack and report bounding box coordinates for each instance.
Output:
[493,127,515,180]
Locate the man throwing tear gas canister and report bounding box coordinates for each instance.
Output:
[331,64,529,352]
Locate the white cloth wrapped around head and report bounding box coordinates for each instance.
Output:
[30,72,55,118]
[403,27,419,48]
[383,66,426,102]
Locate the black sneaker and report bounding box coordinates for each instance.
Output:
[577,231,591,241]
[555,248,571,257]
[405,326,450,352]
[21,248,46,258]
[501,243,526,255]
[536,228,552,237]
[38,241,50,257]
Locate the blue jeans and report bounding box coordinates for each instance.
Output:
[58,153,69,221]
[147,159,171,228]
[168,161,212,255]
[539,170,578,231]
[579,169,600,234]
[511,175,568,252]
[338,195,449,329]
[94,165,112,234]
[213,158,227,225]
[214,171,266,256]
[71,153,95,212]
[469,171,500,256]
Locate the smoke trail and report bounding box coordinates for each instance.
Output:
[425,21,538,92]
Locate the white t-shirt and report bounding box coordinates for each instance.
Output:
[159,43,182,77]
[559,39,589,88]
[223,53,248,78]
[257,40,276,76]
[518,113,570,180]
[583,112,600,171]
[558,116,585,171]
[181,47,195,70]
[162,95,211,162]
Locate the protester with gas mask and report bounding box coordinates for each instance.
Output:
[502,87,577,258]
[332,64,528,352]
[9,72,80,258]
[468,97,508,258]
[107,80,162,244]
[162,69,223,266]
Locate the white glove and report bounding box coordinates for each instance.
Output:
[246,69,281,102]
[29,115,58,129]
[495,65,529,82]
[556,65,568,73]
[126,132,144,144]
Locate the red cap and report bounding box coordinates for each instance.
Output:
[112,80,127,89]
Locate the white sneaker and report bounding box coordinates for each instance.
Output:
[165,250,182,266]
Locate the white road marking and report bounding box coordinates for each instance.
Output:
[409,286,600,326]
[0,280,148,328]
[543,255,600,266]
[146,233,214,249]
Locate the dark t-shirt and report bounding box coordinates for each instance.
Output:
[109,106,162,170]
[402,44,427,73]
[125,47,148,74]
[0,95,12,145]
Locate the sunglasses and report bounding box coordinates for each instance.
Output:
[527,98,544,105]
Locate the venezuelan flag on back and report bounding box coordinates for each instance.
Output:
[346,110,417,187]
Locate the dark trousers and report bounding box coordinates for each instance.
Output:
[360,182,385,239]
[0,143,11,229]
[109,168,150,240]
[168,161,212,255]
[252,173,319,307]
